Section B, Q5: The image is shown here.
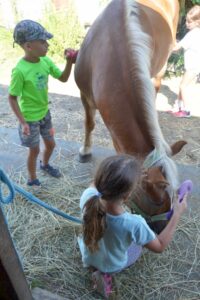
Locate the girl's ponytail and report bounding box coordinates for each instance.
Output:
[83,195,106,253]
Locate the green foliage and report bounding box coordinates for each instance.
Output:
[0,27,12,64]
[166,51,184,77]
[191,0,200,4]
[0,1,84,66]
[0,27,23,66]
[42,2,84,62]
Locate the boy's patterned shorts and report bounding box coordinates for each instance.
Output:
[19,110,54,148]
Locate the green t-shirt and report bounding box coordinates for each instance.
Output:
[9,56,62,122]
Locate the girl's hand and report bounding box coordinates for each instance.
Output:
[173,179,192,216]
[64,48,78,63]
[173,194,188,217]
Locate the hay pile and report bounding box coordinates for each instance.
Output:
[1,155,199,300]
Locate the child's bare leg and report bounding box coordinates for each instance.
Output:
[177,89,183,110]
[42,138,55,165]
[27,146,40,180]
[40,138,61,178]
[179,71,196,111]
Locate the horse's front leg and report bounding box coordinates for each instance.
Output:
[79,93,96,162]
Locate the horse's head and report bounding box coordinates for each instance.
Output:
[142,167,170,208]
[140,166,173,233]
[128,141,187,234]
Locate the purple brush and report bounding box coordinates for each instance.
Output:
[178,180,193,203]
[167,180,193,219]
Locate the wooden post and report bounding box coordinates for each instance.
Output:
[0,206,33,300]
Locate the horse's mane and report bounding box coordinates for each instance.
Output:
[124,0,178,189]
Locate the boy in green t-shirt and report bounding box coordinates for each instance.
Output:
[8,19,78,187]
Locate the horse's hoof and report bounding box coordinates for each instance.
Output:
[79,153,92,163]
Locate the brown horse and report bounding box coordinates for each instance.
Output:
[74,0,186,232]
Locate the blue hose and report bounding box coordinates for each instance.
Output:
[0,168,82,224]
[0,168,15,204]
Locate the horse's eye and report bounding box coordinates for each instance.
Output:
[156,182,168,190]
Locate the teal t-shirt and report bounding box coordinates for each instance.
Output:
[9,56,62,122]
[78,187,156,273]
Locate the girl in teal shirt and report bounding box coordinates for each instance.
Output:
[78,154,188,299]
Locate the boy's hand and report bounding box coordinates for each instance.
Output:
[64,48,78,64]
[22,123,30,135]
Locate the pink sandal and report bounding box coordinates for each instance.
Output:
[92,270,117,298]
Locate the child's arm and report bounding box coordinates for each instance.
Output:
[173,41,182,52]
[58,48,78,82]
[58,59,73,82]
[144,194,187,253]
[8,94,30,135]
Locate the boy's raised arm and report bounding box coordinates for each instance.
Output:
[58,48,78,82]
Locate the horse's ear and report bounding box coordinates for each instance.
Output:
[170,140,187,156]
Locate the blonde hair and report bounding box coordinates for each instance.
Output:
[186,5,200,27]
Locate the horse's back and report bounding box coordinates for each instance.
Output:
[75,0,179,96]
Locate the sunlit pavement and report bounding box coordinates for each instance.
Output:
[156,77,200,117]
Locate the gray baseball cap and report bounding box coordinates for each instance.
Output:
[13,19,53,45]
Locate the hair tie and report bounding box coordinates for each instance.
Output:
[96,191,102,198]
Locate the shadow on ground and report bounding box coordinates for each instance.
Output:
[160,83,177,107]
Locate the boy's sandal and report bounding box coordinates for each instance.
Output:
[40,161,61,178]
[27,178,41,187]
[92,270,118,299]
